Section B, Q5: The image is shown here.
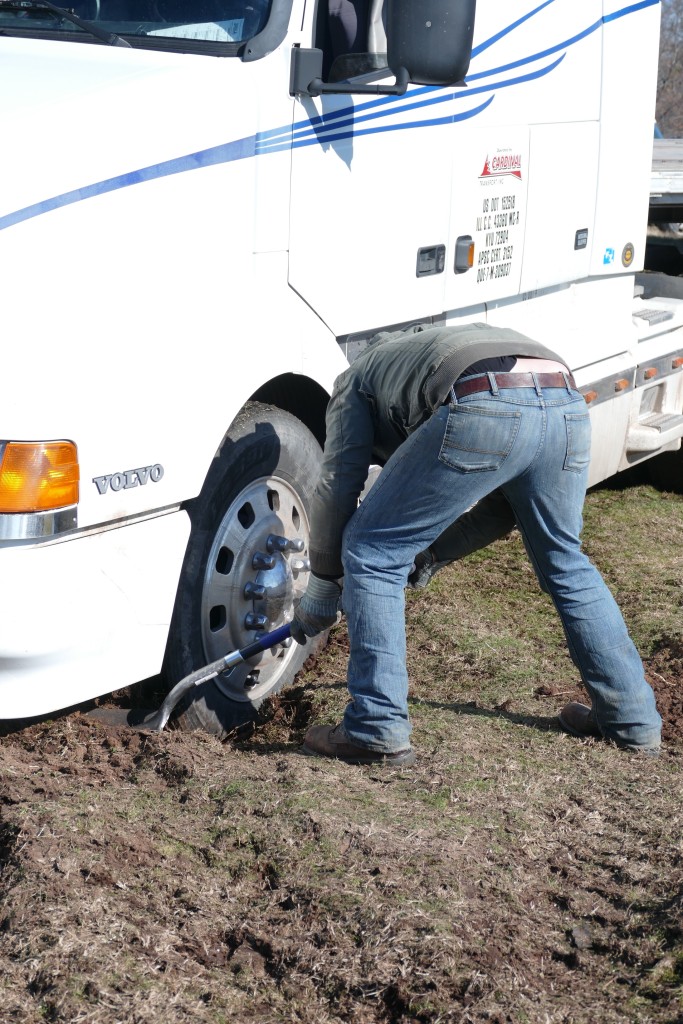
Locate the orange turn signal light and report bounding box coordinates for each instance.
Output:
[583,390,598,404]
[0,441,79,513]
[454,235,475,274]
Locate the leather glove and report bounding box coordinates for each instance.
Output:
[291,574,342,645]
[407,549,451,590]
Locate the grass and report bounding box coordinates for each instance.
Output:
[0,480,681,1023]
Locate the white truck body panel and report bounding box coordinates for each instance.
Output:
[0,513,190,718]
[1,0,681,718]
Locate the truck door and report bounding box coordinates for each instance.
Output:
[288,9,454,338]
[443,0,604,364]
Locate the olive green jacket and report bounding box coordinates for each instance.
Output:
[308,323,565,577]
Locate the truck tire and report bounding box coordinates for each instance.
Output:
[647,447,683,493]
[162,402,325,738]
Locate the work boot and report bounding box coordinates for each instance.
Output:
[558,702,660,756]
[558,702,602,739]
[301,723,416,766]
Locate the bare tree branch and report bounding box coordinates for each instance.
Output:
[657,0,683,135]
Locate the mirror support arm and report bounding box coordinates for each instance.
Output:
[289,47,409,97]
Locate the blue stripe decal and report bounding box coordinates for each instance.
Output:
[0,0,660,232]
[0,135,259,231]
[471,0,559,59]
[604,0,659,24]
[259,56,562,152]
[466,18,602,83]
[262,96,496,154]
[467,0,658,83]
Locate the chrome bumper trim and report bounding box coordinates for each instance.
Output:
[0,506,78,542]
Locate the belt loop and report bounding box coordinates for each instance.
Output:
[532,371,542,397]
[487,371,499,396]
[449,384,458,405]
[562,370,572,393]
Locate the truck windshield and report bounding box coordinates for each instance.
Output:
[0,0,271,46]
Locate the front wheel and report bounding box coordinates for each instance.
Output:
[163,402,325,738]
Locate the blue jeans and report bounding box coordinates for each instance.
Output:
[340,380,662,753]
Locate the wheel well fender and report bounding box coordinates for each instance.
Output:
[188,377,329,519]
[250,373,329,449]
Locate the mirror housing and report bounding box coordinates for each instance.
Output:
[386,0,477,85]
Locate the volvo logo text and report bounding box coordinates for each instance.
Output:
[93,464,164,495]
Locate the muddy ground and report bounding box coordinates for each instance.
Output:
[0,481,682,1023]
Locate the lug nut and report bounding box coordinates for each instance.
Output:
[266,534,288,553]
[245,612,268,629]
[266,534,305,554]
[252,552,276,570]
[290,557,311,573]
[244,581,266,599]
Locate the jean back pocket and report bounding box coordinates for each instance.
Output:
[439,405,521,473]
[564,412,592,473]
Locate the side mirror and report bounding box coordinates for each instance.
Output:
[386,0,477,86]
[289,0,476,98]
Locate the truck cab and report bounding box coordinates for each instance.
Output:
[0,0,681,733]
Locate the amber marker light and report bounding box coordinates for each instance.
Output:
[0,441,79,513]
[454,235,475,273]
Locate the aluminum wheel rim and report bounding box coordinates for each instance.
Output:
[200,474,311,703]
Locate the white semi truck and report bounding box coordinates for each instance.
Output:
[1,0,681,734]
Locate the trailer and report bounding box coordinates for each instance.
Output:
[0,0,681,734]
[651,136,683,224]
[646,134,683,273]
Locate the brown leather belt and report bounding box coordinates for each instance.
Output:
[453,370,576,399]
